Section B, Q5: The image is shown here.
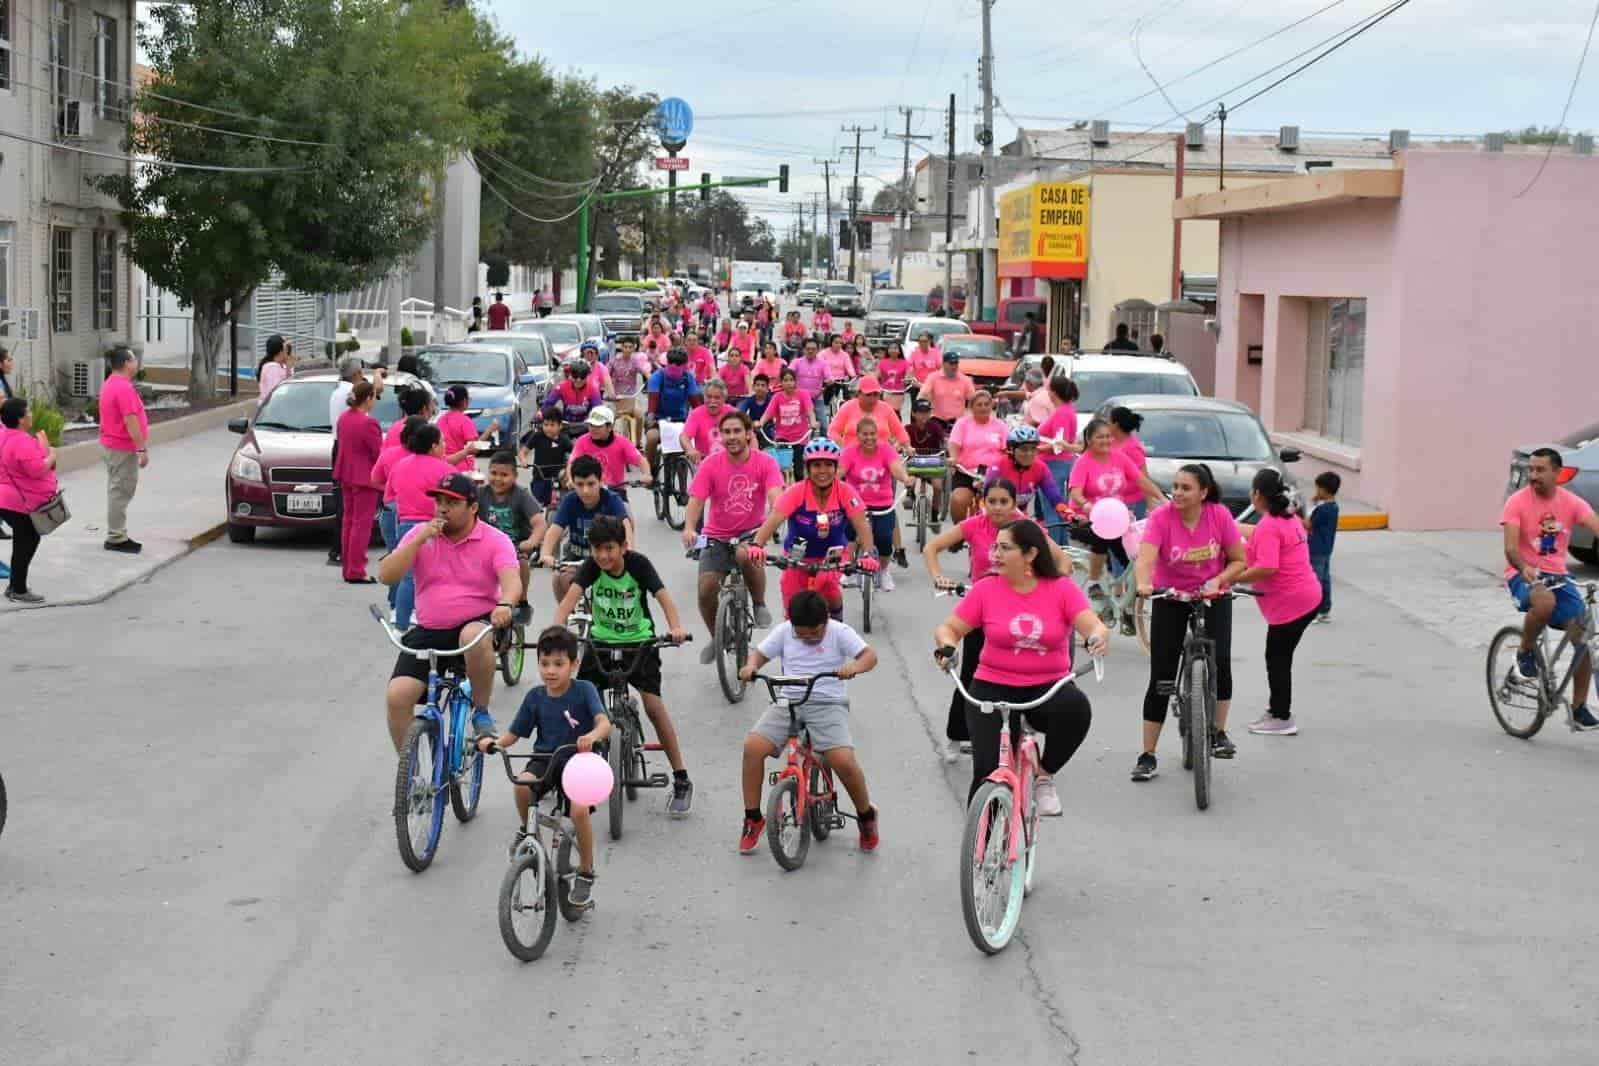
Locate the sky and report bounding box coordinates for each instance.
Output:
[484,0,1598,232]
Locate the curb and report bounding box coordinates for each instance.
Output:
[1338,513,1390,532]
[0,519,228,616]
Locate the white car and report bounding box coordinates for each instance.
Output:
[1044,353,1201,437]
[902,316,973,348]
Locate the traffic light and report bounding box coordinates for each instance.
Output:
[700,173,711,201]
[778,164,789,193]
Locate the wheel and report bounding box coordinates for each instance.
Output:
[555,834,587,922]
[715,594,749,703]
[394,718,446,872]
[449,743,484,823]
[0,769,7,841]
[1486,625,1552,738]
[652,471,668,521]
[1133,595,1152,656]
[606,731,626,841]
[1022,771,1040,897]
[765,776,810,871]
[499,625,526,687]
[1179,689,1194,771]
[914,495,930,550]
[860,568,873,635]
[664,459,687,530]
[498,845,558,962]
[226,522,256,544]
[622,716,641,802]
[960,780,1024,954]
[1188,656,1213,812]
[808,765,833,842]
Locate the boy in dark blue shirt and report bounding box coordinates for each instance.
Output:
[477,626,609,906]
[1303,471,1340,623]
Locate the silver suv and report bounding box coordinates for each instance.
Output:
[864,289,932,348]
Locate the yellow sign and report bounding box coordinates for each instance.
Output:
[998,180,1090,279]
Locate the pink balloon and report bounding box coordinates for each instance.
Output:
[1089,497,1131,540]
[1121,518,1146,557]
[561,752,614,806]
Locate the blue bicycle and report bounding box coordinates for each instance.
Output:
[370,604,493,872]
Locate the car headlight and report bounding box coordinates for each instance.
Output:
[480,404,515,419]
[231,451,263,482]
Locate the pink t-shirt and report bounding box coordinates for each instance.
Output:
[685,346,717,383]
[923,372,976,421]
[382,418,408,452]
[372,445,408,503]
[949,415,1008,474]
[401,518,520,630]
[764,390,814,443]
[729,332,757,360]
[876,357,910,392]
[829,399,909,450]
[98,374,148,452]
[839,443,898,508]
[1113,434,1148,504]
[585,360,613,395]
[1142,502,1241,593]
[0,429,58,512]
[1024,387,1056,427]
[959,514,1004,582]
[1038,404,1079,453]
[437,410,479,472]
[681,404,730,459]
[390,453,456,521]
[571,431,644,487]
[752,357,786,384]
[812,312,833,334]
[1246,512,1323,625]
[258,361,289,403]
[719,359,750,398]
[954,575,1092,687]
[822,348,856,382]
[689,447,783,538]
[791,357,828,398]
[909,348,942,383]
[1069,449,1142,504]
[609,351,653,398]
[1501,486,1594,579]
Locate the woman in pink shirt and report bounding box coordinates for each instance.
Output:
[934,519,1107,810]
[0,396,59,603]
[1230,468,1322,736]
[752,341,786,385]
[819,337,856,415]
[255,337,294,405]
[839,417,910,592]
[719,350,750,398]
[850,336,875,380]
[388,423,456,629]
[1068,417,1167,589]
[334,381,384,583]
[947,390,1008,522]
[907,332,943,389]
[1107,406,1152,516]
[728,321,758,361]
[875,341,911,416]
[1037,375,1083,543]
[437,385,487,472]
[1130,464,1248,779]
[811,308,833,340]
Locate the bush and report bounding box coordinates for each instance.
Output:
[597,279,655,292]
[30,396,65,446]
[400,326,415,346]
[336,337,361,355]
[338,316,351,332]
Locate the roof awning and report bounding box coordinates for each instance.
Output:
[1173,169,1403,220]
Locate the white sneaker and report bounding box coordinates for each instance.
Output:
[877,570,895,592]
[1033,776,1063,817]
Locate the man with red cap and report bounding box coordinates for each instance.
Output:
[827,376,910,451]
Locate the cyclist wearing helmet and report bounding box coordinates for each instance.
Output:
[580,340,614,399]
[746,438,879,619]
[542,358,604,436]
[985,424,1071,520]
[645,346,704,474]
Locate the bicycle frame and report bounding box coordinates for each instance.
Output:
[751,673,845,832]
[371,604,494,777]
[1533,578,1599,710]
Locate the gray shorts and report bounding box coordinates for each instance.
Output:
[750,699,853,752]
[697,536,754,576]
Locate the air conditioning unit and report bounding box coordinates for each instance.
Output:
[1277,125,1300,152]
[1089,120,1111,147]
[62,99,95,139]
[6,308,40,341]
[1484,132,1506,153]
[1388,129,1411,153]
[1185,122,1205,150]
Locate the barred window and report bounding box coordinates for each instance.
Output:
[53,228,73,333]
[94,230,115,330]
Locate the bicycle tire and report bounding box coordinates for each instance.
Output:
[808,765,833,842]
[664,459,687,530]
[1022,770,1040,898]
[1486,626,1552,739]
[1134,596,1152,656]
[961,780,1024,954]
[652,473,668,521]
[449,743,484,823]
[0,769,7,842]
[860,568,873,635]
[765,776,809,871]
[499,625,526,687]
[622,708,641,802]
[914,494,929,550]
[1189,656,1213,812]
[606,729,626,841]
[715,594,749,703]
[498,846,558,962]
[395,718,445,873]
[555,833,586,922]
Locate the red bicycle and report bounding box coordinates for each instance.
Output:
[758,544,871,621]
[747,671,847,871]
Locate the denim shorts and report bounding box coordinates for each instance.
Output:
[1508,574,1586,628]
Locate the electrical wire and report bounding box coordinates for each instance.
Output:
[0,126,314,172]
[1226,0,1412,113]
[470,156,595,223]
[1514,0,1599,198]
[477,148,600,191]
[471,153,597,201]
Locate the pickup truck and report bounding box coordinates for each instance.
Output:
[862,289,932,348]
[968,297,1048,350]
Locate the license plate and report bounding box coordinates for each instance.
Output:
[287,493,323,515]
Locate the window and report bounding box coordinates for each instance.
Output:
[93,14,117,119]
[94,230,115,330]
[1303,297,1366,446]
[52,228,73,334]
[0,0,13,91]
[51,3,71,137]
[0,222,12,312]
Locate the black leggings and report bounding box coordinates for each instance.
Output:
[965,678,1093,801]
[1072,525,1128,569]
[945,627,984,741]
[1265,607,1318,718]
[0,508,39,594]
[1142,597,1233,724]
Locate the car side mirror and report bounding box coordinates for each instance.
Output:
[1279,447,1302,463]
[227,417,249,435]
[518,373,536,387]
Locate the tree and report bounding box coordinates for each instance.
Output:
[96,0,492,401]
[870,176,913,215]
[1501,125,1584,145]
[585,87,660,302]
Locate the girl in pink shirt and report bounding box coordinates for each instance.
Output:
[752,342,786,385]
[875,341,911,414]
[935,518,1108,807]
[838,419,909,589]
[850,336,875,380]
[1068,417,1167,588]
[947,391,1007,522]
[757,368,817,446]
[1107,406,1151,511]
[437,385,486,472]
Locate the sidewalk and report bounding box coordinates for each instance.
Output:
[0,426,246,613]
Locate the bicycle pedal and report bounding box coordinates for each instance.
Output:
[648,773,670,787]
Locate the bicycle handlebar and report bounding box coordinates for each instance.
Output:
[579,635,692,682]
[494,744,579,786]
[1148,586,1261,602]
[936,647,1104,714]
[368,603,498,657]
[747,671,841,706]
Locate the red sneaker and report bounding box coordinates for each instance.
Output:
[739,816,765,854]
[858,810,880,852]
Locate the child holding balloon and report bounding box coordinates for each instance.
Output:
[1067,417,1167,593]
[478,625,611,908]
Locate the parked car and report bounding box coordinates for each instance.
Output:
[224,369,433,543]
[1035,353,1201,438]
[938,334,1015,392]
[796,280,826,306]
[1508,422,1599,564]
[823,281,867,318]
[513,317,584,362]
[1098,395,1300,515]
[904,316,980,349]
[410,342,541,443]
[863,288,930,347]
[459,331,554,403]
[589,292,645,341]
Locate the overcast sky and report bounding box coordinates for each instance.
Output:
[485,0,1598,230]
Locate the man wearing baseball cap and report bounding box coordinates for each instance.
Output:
[570,405,649,492]
[826,375,910,451]
[378,472,522,753]
[921,351,976,429]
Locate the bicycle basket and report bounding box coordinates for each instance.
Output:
[906,455,947,478]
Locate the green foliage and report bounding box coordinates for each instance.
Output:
[597,279,655,291]
[338,316,351,332]
[401,327,415,347]
[484,254,510,289]
[29,396,65,446]
[1501,125,1579,145]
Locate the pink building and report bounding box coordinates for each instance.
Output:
[1174,149,1599,530]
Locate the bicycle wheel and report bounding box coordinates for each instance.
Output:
[652,475,668,521]
[606,731,626,841]
[914,494,930,550]
[555,833,587,922]
[961,780,1024,954]
[1133,596,1152,656]
[394,718,446,873]
[765,776,810,871]
[499,625,526,687]
[0,769,7,842]
[860,568,873,635]
[1486,626,1552,738]
[808,765,833,841]
[498,844,558,962]
[449,739,484,823]
[1022,770,1041,898]
[664,459,688,530]
[1188,656,1213,812]
[715,594,749,703]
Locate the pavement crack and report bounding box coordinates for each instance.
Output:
[1015,928,1083,1064]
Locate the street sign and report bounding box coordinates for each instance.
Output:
[655,157,690,171]
[655,98,693,150]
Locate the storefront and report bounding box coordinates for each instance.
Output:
[997,180,1090,351]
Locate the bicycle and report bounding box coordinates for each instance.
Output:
[1148,587,1258,811]
[1055,515,1152,655]
[0,767,7,842]
[763,544,868,621]
[746,671,850,871]
[580,635,690,841]
[1487,576,1599,738]
[937,638,1104,955]
[759,427,812,487]
[493,746,591,962]
[369,604,495,872]
[688,534,759,703]
[853,486,902,635]
[652,419,691,530]
[905,453,950,551]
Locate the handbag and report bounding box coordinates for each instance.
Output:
[0,436,70,535]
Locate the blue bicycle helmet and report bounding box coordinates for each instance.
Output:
[803,438,843,464]
[1006,424,1040,447]
[579,339,600,353]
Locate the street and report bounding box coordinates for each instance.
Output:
[3,507,1596,1066]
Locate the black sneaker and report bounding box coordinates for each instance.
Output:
[893,548,909,569]
[104,538,143,554]
[1131,753,1158,782]
[667,776,693,817]
[569,871,595,907]
[1211,730,1237,759]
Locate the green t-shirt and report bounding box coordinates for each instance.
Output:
[576,551,665,644]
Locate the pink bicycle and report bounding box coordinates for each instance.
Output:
[937,632,1104,954]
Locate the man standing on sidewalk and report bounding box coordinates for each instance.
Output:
[100,347,148,554]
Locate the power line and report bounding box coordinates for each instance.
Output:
[470,153,595,203]
[470,156,595,224]
[477,148,599,191]
[1227,0,1414,113]
[1516,0,1599,197]
[0,126,314,172]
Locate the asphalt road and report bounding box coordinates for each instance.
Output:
[2,508,1596,1066]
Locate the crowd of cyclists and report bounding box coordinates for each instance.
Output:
[367,286,1330,908]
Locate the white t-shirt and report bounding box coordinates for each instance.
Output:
[756,620,868,704]
[329,381,353,438]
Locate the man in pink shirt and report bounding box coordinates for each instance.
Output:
[921,351,976,427]
[379,471,521,752]
[828,377,910,450]
[99,347,149,553]
[681,380,734,464]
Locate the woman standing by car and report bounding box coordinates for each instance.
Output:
[0,397,59,603]
[334,381,383,584]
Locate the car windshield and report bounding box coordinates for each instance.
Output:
[871,293,926,312]
[1071,370,1197,410]
[591,294,642,313]
[1137,409,1274,461]
[517,321,582,347]
[943,336,1008,360]
[464,335,548,368]
[913,321,970,341]
[414,348,510,387]
[826,283,859,296]
[254,381,337,432]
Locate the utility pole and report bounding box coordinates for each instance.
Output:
[809,194,822,278]
[944,92,956,317]
[812,158,837,279]
[839,124,876,285]
[978,0,997,321]
[432,169,448,341]
[885,107,932,288]
[795,202,806,278]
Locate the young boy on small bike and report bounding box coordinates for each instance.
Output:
[737,590,880,855]
[477,626,609,907]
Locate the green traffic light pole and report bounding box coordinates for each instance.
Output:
[576,169,789,313]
